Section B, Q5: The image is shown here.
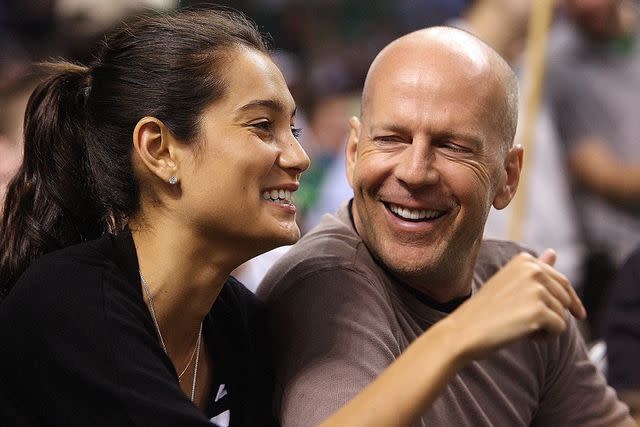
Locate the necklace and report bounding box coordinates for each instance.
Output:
[140,271,202,401]
[177,340,199,379]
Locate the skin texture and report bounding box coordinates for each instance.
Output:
[129,46,309,406]
[347,27,522,302]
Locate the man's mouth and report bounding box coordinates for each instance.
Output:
[262,189,294,205]
[386,202,446,222]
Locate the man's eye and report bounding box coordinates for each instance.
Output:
[374,135,404,144]
[442,142,471,153]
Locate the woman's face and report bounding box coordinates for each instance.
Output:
[177,47,310,258]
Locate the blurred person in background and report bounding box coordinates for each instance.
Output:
[547,0,640,339]
[605,244,640,423]
[298,89,360,231]
[457,0,584,287]
[0,73,40,206]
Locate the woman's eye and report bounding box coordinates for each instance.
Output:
[291,127,302,139]
[251,121,273,132]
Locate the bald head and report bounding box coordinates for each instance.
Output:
[362,26,519,153]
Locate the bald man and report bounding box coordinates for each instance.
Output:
[258,27,630,426]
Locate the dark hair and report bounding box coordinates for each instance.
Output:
[0,9,268,300]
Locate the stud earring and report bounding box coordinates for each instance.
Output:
[168,176,178,185]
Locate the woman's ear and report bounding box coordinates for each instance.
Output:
[132,117,179,185]
[493,144,524,210]
[346,116,361,189]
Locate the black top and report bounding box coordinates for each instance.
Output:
[0,231,276,426]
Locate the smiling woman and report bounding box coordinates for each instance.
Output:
[0,9,307,426]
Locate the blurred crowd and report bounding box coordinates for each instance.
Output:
[1,0,639,417]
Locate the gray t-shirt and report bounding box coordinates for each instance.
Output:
[258,203,629,426]
[547,18,640,264]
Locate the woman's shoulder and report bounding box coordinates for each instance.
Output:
[0,234,136,326]
[215,276,266,321]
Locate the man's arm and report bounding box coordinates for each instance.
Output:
[530,314,633,426]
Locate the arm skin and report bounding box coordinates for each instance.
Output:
[569,139,640,204]
[318,250,634,427]
[617,391,640,425]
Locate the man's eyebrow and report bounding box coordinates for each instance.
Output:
[368,123,411,135]
[235,99,297,117]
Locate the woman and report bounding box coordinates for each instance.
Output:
[0,9,304,425]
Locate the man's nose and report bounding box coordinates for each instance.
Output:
[394,139,439,188]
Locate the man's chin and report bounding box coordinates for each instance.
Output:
[375,249,443,281]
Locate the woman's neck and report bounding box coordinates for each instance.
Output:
[129,214,234,362]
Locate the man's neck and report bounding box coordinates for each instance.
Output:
[400,260,477,306]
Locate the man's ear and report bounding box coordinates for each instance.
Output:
[493,144,524,210]
[345,116,361,189]
[132,116,179,185]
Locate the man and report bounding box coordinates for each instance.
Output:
[546,0,640,339]
[258,27,632,426]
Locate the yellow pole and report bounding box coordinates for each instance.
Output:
[507,0,555,242]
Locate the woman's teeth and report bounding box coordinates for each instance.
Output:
[262,189,293,204]
[388,203,442,220]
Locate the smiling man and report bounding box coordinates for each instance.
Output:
[258,27,630,426]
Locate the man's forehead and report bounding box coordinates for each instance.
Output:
[369,28,492,80]
[404,28,491,70]
[362,28,497,111]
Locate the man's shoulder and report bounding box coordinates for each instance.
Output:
[258,212,377,301]
[475,239,531,283]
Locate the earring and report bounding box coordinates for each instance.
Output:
[168,176,178,185]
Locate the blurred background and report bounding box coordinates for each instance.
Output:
[1,0,639,416]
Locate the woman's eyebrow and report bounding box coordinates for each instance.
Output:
[235,99,297,117]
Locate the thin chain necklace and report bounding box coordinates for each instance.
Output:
[140,271,202,401]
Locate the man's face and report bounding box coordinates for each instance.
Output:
[347,44,517,296]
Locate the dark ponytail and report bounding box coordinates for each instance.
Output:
[0,63,102,297]
[0,9,267,300]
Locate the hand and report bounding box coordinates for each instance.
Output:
[443,249,586,364]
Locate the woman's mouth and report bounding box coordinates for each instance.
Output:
[262,189,294,205]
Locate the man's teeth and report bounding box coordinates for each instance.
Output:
[388,204,441,220]
[262,189,293,203]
